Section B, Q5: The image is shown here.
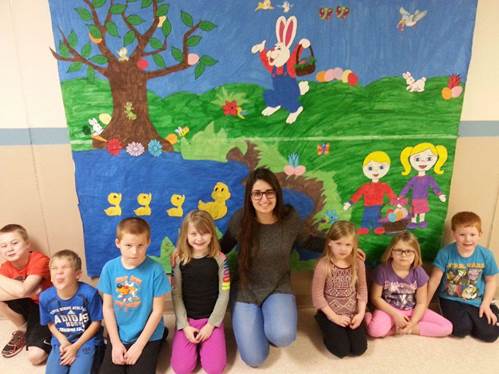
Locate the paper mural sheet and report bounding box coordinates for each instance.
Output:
[47,0,478,276]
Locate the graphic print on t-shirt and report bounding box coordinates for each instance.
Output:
[115,275,142,309]
[51,304,90,342]
[445,263,484,300]
[383,280,417,310]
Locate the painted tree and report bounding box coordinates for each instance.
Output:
[50,0,217,151]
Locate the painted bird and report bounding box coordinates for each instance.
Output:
[397,7,427,31]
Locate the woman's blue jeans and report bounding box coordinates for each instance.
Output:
[232,293,297,367]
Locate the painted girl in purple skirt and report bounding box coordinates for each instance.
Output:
[399,142,448,229]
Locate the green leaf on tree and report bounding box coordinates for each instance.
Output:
[194,63,206,79]
[156,4,169,16]
[181,11,193,27]
[161,19,172,37]
[68,31,78,48]
[105,21,120,37]
[88,25,102,40]
[91,55,108,65]
[87,66,96,83]
[199,21,216,31]
[59,41,70,58]
[81,43,92,57]
[187,35,202,47]
[67,62,83,73]
[149,37,163,50]
[93,0,107,8]
[110,4,126,14]
[152,54,166,68]
[123,31,136,46]
[75,7,92,21]
[141,0,152,8]
[171,47,183,62]
[127,15,145,25]
[200,55,217,66]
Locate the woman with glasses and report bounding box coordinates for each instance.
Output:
[220,167,324,367]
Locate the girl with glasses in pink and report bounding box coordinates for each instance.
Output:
[366,231,452,338]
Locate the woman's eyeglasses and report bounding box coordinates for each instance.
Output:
[251,189,276,201]
[392,249,416,256]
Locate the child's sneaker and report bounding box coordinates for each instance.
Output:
[1,330,26,358]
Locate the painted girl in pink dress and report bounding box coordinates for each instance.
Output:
[399,143,448,229]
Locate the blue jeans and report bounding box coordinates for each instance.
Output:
[232,293,297,367]
[46,345,95,374]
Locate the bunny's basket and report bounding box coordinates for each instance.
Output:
[379,204,410,235]
[294,45,316,76]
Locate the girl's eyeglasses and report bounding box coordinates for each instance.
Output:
[251,189,276,201]
[393,249,416,256]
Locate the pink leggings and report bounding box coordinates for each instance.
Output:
[171,318,226,374]
[367,308,453,338]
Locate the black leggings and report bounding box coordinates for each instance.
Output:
[99,339,162,374]
[315,310,367,358]
[439,298,499,342]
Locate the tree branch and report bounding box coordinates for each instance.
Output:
[82,0,116,62]
[142,41,168,57]
[50,43,107,77]
[104,0,115,26]
[133,0,160,58]
[145,22,200,80]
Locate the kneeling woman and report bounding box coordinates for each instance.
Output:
[221,167,324,367]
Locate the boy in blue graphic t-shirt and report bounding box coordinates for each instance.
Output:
[39,249,103,373]
[98,217,170,373]
[428,211,499,342]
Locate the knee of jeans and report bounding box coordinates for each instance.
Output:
[27,348,48,366]
[266,325,296,347]
[240,347,269,368]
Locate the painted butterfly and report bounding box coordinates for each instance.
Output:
[319,7,333,20]
[317,143,330,155]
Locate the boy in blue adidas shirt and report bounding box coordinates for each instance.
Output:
[98,217,170,373]
[39,249,103,373]
[427,211,498,342]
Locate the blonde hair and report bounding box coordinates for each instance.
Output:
[50,249,82,271]
[116,217,151,241]
[0,224,29,241]
[323,220,358,287]
[451,211,482,233]
[363,151,391,166]
[381,231,422,268]
[177,210,221,265]
[400,142,447,176]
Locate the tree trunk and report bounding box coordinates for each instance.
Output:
[93,61,172,151]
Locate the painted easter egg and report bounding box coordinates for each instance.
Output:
[441,87,452,100]
[158,16,166,27]
[331,67,344,80]
[341,69,352,83]
[137,58,149,70]
[187,53,200,66]
[89,33,102,44]
[324,69,335,82]
[166,133,178,145]
[98,113,112,125]
[316,71,327,82]
[348,72,359,86]
[451,85,463,98]
[388,213,397,222]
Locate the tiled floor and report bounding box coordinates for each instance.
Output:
[1,308,498,374]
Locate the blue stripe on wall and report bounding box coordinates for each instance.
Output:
[0,122,498,146]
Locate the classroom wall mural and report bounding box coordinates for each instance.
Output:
[47,0,478,277]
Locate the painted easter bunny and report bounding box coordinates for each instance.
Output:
[402,71,426,92]
[251,16,310,124]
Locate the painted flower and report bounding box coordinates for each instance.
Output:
[223,100,238,116]
[126,142,145,157]
[148,139,162,157]
[106,138,123,156]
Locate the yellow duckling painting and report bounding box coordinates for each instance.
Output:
[104,192,122,216]
[134,193,152,216]
[198,182,231,220]
[167,194,186,217]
